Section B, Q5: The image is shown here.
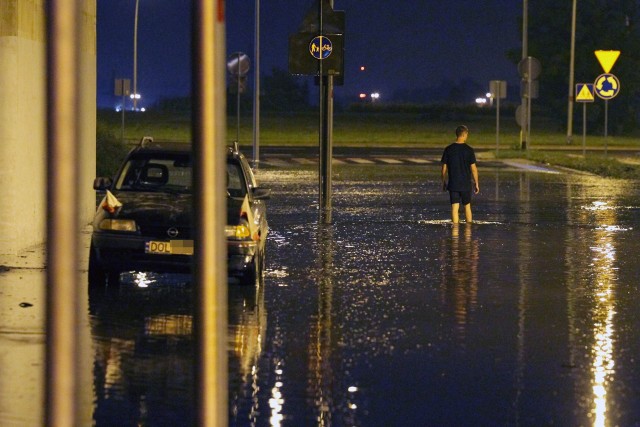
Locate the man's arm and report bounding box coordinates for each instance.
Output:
[441,163,448,191]
[471,163,479,193]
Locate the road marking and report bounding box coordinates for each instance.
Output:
[347,157,375,164]
[405,158,432,164]
[291,157,315,165]
[332,158,347,164]
[375,157,403,164]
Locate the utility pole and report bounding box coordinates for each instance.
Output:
[520,0,528,149]
[566,0,577,144]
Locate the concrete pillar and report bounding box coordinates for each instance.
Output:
[0,0,95,258]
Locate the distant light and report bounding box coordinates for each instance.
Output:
[360,66,366,71]
[359,93,367,99]
[371,92,380,100]
[130,93,141,99]
[475,97,487,105]
[348,386,358,392]
[486,92,492,98]
[140,107,146,112]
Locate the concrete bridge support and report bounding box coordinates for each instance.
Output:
[0,0,96,259]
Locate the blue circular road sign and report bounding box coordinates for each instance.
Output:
[594,73,620,100]
[309,36,333,60]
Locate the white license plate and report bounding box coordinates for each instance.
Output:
[145,240,194,255]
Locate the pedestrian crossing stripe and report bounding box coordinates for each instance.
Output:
[575,83,595,102]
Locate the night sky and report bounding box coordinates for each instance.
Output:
[97,0,522,109]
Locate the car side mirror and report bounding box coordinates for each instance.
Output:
[252,187,271,200]
[93,177,112,190]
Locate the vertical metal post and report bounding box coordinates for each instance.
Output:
[121,87,126,142]
[45,0,81,425]
[527,61,532,152]
[495,86,500,153]
[253,0,261,166]
[319,0,334,225]
[237,52,241,143]
[520,0,528,149]
[566,0,577,144]
[582,102,587,156]
[192,0,227,425]
[604,100,608,156]
[133,0,139,110]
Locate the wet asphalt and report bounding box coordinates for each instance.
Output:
[1,158,640,426]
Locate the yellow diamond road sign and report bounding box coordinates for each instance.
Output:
[575,83,595,102]
[595,50,620,73]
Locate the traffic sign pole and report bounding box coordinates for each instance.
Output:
[582,103,586,156]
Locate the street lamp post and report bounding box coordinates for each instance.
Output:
[133,0,139,111]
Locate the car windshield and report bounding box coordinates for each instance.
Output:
[114,154,246,197]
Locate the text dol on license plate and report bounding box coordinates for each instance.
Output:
[145,240,194,255]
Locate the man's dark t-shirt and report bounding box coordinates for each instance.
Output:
[441,143,477,192]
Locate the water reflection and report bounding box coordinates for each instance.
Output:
[309,225,335,426]
[440,224,479,343]
[566,197,621,427]
[584,201,618,427]
[228,283,267,426]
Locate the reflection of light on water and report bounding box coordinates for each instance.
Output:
[269,362,284,426]
[134,271,155,288]
[589,230,617,427]
[583,201,614,211]
[596,225,631,232]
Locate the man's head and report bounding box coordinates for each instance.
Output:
[455,125,469,141]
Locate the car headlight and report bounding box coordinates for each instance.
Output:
[225,224,251,239]
[99,219,137,232]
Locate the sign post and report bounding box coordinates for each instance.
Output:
[114,78,131,142]
[490,80,507,153]
[227,52,250,145]
[288,0,345,224]
[575,83,594,156]
[593,50,621,155]
[517,57,540,150]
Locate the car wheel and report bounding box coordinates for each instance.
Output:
[239,258,260,286]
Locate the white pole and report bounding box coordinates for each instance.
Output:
[520,0,528,149]
[252,0,260,166]
[567,0,577,144]
[133,0,139,110]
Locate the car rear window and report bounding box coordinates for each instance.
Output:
[114,154,246,196]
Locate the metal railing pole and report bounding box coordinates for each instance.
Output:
[192,0,228,426]
[45,0,81,425]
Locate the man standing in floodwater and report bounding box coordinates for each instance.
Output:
[441,125,480,223]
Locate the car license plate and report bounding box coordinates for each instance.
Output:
[146,241,172,255]
[145,240,194,255]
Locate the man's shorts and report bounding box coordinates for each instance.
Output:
[449,190,472,205]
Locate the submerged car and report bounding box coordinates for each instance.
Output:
[89,137,269,287]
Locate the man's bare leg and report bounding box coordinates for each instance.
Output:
[464,203,472,223]
[451,203,460,223]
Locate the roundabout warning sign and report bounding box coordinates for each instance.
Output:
[594,73,620,99]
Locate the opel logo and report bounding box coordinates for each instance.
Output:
[167,227,179,238]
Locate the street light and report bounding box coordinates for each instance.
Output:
[133,0,139,111]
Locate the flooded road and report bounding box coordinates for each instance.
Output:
[2,162,640,426]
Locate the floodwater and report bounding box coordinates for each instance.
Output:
[1,163,640,426]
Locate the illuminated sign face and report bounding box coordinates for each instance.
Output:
[309,36,333,60]
[594,73,620,100]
